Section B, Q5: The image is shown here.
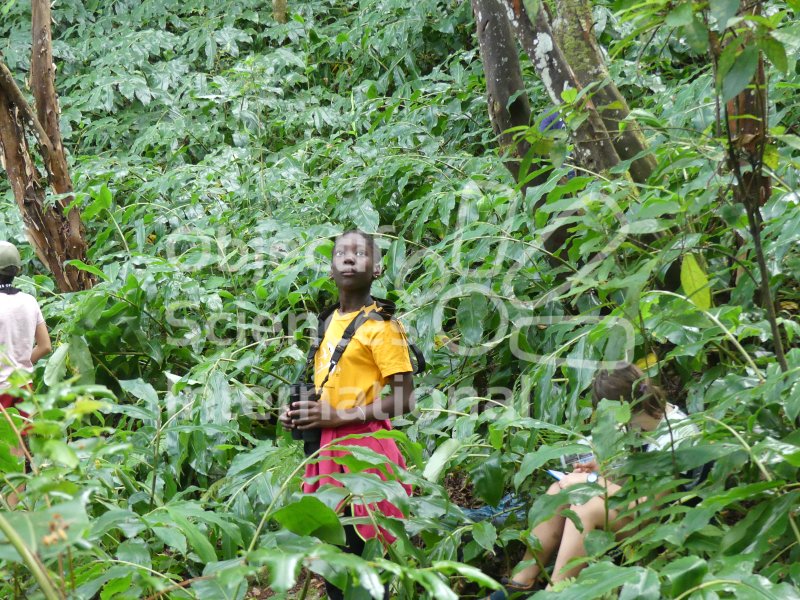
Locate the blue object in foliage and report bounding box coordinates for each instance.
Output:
[461,493,527,526]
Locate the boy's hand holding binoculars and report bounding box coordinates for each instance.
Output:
[284,399,344,430]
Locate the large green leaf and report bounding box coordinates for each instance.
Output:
[680,254,712,310]
[271,496,346,545]
[423,438,462,483]
[722,46,759,102]
[471,454,505,507]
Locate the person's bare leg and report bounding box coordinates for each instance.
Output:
[4,444,26,508]
[549,497,614,584]
[509,483,567,586]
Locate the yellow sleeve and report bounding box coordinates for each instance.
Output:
[370,319,413,379]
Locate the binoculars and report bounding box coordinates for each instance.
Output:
[289,382,322,450]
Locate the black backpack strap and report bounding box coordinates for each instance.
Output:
[315,309,370,391]
[408,343,426,375]
[304,299,426,385]
[301,304,338,378]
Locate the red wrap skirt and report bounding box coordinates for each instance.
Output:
[302,419,411,543]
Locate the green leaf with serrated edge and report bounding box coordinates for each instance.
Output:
[681,254,712,310]
[272,496,346,545]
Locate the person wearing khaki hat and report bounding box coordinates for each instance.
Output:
[0,240,52,384]
[0,241,52,505]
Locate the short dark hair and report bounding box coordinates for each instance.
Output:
[0,266,18,285]
[592,362,666,418]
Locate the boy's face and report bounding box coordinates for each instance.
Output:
[330,233,379,291]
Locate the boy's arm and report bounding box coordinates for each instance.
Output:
[366,371,415,421]
[31,322,52,365]
[291,371,414,429]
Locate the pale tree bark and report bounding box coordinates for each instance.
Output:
[500,0,622,175]
[273,0,288,23]
[551,0,656,183]
[0,0,91,292]
[471,0,621,256]
[471,0,538,186]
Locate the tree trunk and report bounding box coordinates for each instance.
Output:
[720,2,786,371]
[471,0,538,186]
[0,2,92,292]
[551,0,656,183]
[501,0,622,176]
[273,0,288,23]
[0,89,73,292]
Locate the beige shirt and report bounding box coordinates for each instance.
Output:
[0,292,45,388]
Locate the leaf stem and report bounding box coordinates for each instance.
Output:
[0,513,61,600]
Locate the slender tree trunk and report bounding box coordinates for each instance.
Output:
[720,2,787,371]
[273,0,288,23]
[501,0,622,176]
[472,0,540,186]
[551,0,656,183]
[0,1,92,291]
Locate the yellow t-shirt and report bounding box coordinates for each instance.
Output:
[314,303,413,409]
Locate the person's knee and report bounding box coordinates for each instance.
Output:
[570,498,606,529]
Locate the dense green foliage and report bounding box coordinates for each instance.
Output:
[1,0,800,598]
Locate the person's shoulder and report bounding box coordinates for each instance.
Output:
[18,291,42,306]
[15,292,44,315]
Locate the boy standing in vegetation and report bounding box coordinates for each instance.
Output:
[280,230,415,600]
[0,241,52,506]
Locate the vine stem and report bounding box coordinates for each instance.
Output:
[0,513,61,600]
[297,570,312,600]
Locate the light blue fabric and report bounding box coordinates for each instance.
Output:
[461,493,527,526]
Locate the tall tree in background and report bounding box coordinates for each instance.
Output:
[471,0,789,366]
[0,0,91,292]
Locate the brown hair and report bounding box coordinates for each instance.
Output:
[592,362,666,418]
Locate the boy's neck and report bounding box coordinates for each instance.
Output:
[338,291,373,314]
